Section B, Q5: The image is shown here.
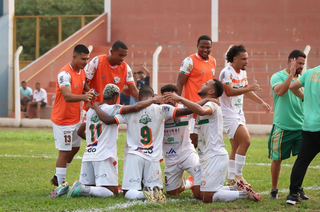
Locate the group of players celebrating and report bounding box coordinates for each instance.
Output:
[48,35,310,205]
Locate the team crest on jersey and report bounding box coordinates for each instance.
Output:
[211,68,215,75]
[139,114,152,125]
[90,113,100,123]
[114,76,120,84]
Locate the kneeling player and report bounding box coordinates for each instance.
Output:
[164,79,261,203]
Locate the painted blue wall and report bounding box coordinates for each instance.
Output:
[0,14,9,116]
[0,0,3,16]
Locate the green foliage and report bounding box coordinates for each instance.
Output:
[1,129,320,211]
[15,0,104,60]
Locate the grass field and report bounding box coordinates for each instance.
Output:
[1,128,320,212]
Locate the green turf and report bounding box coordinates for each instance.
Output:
[0,129,320,211]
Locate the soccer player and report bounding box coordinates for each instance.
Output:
[84,40,139,107]
[50,44,94,197]
[67,83,160,198]
[269,50,307,199]
[92,86,190,202]
[163,79,261,203]
[176,35,217,148]
[219,44,271,187]
[286,65,320,205]
[160,84,199,196]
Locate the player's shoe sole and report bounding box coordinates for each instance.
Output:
[153,186,166,203]
[245,185,261,202]
[143,187,157,202]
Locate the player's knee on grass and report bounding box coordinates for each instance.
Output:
[193,185,201,200]
[200,191,214,203]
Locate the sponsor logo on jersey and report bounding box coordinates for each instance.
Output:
[165,148,178,157]
[139,114,152,125]
[75,85,78,88]
[90,113,100,123]
[81,173,87,177]
[147,178,159,183]
[135,145,154,154]
[95,174,107,179]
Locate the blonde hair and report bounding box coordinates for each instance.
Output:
[103,84,120,99]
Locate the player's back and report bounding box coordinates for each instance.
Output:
[83,104,121,162]
[115,103,176,162]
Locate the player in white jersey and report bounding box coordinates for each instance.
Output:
[92,86,192,201]
[164,79,261,203]
[160,84,199,196]
[67,84,161,198]
[219,45,271,187]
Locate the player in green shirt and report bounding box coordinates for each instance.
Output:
[268,50,306,200]
[286,64,320,205]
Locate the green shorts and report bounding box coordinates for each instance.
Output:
[268,124,302,161]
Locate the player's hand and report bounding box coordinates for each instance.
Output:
[163,92,181,102]
[83,89,94,102]
[91,102,100,109]
[287,58,296,77]
[248,80,262,92]
[262,102,272,113]
[152,94,163,104]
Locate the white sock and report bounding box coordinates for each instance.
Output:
[221,186,237,191]
[212,190,248,202]
[89,187,114,197]
[55,167,66,185]
[66,163,71,168]
[228,160,235,179]
[235,154,246,176]
[79,185,91,196]
[184,180,193,190]
[124,190,146,200]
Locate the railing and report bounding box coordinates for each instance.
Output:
[13,15,99,60]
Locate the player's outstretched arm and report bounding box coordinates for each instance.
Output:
[244,91,272,113]
[120,95,162,114]
[61,87,94,102]
[92,102,117,125]
[289,80,304,100]
[224,81,261,97]
[77,122,86,140]
[163,93,212,116]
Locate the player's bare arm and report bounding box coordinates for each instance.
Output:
[77,122,86,140]
[244,91,272,113]
[121,95,162,114]
[289,80,304,100]
[92,102,117,125]
[224,81,261,97]
[164,92,213,116]
[127,83,140,99]
[141,63,150,77]
[273,59,296,97]
[176,73,188,95]
[60,86,94,102]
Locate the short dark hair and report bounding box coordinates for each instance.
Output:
[288,50,306,61]
[73,44,89,55]
[137,71,144,74]
[197,35,212,45]
[35,82,40,86]
[112,40,128,51]
[21,81,26,84]
[226,45,247,63]
[139,86,154,99]
[160,84,178,94]
[212,79,224,98]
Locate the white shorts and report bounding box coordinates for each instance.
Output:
[200,154,229,192]
[79,158,118,186]
[223,115,246,139]
[164,152,200,191]
[53,121,82,151]
[122,154,163,190]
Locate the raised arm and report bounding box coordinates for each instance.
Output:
[141,63,150,77]
[91,103,117,125]
[273,59,296,97]
[244,91,271,113]
[121,95,162,114]
[164,92,212,116]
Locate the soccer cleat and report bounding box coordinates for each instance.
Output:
[153,186,166,203]
[234,180,246,191]
[234,175,251,186]
[299,188,309,200]
[67,181,83,198]
[245,185,261,202]
[286,194,301,205]
[143,187,157,202]
[50,181,69,197]
[270,189,279,199]
[50,175,58,186]
[225,179,236,186]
